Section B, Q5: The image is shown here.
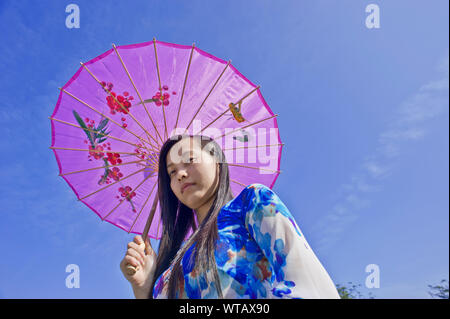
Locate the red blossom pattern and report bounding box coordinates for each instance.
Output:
[108,167,123,181]
[134,143,148,160]
[152,84,175,107]
[98,166,124,185]
[106,152,122,165]
[101,81,134,117]
[89,145,104,160]
[77,87,144,212]
[118,186,137,212]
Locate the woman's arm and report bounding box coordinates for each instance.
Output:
[244,183,340,299]
[132,281,153,299]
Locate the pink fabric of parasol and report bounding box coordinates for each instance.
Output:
[50,39,283,240]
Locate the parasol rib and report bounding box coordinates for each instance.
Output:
[197,108,229,134]
[173,43,195,133]
[78,167,146,201]
[195,85,260,135]
[183,60,231,134]
[152,38,168,142]
[227,163,282,173]
[230,179,247,187]
[48,146,158,172]
[48,116,159,156]
[50,146,140,156]
[60,88,156,153]
[222,143,284,151]
[81,61,160,150]
[59,159,147,176]
[111,44,165,145]
[213,114,279,141]
[102,172,154,221]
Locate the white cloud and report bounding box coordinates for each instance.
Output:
[419,78,449,92]
[312,53,449,253]
[363,160,391,180]
[379,128,426,142]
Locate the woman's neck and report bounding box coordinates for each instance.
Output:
[194,194,216,224]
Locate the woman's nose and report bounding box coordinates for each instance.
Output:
[177,169,187,181]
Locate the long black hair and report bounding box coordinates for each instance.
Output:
[148,134,234,298]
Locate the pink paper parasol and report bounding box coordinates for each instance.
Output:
[49,38,283,242]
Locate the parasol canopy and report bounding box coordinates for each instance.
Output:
[50,39,283,240]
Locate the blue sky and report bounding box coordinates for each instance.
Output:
[0,0,448,298]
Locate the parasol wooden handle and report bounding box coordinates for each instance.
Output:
[125,189,159,276]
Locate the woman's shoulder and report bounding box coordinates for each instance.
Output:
[246,183,275,197]
[246,183,272,192]
[244,183,278,205]
[221,183,276,214]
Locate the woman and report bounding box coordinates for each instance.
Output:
[120,134,340,299]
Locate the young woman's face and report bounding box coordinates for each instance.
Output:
[166,138,219,210]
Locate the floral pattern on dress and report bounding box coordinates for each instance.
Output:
[152,183,340,299]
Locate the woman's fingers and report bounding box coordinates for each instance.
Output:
[134,235,144,245]
[134,235,155,256]
[127,246,145,265]
[128,241,146,260]
[124,255,141,268]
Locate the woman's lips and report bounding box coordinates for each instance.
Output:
[182,183,194,193]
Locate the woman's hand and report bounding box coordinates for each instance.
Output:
[120,235,157,298]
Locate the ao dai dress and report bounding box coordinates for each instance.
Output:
[152,183,340,299]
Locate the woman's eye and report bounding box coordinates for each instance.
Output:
[169,158,195,177]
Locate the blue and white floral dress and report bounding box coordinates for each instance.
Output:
[153,183,340,299]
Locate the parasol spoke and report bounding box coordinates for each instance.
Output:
[80,61,161,150]
[102,171,154,221]
[230,179,247,187]
[128,179,158,233]
[173,43,195,133]
[183,60,231,134]
[50,145,158,169]
[213,114,278,141]
[227,163,282,174]
[50,146,140,156]
[236,85,261,104]
[152,38,169,142]
[222,143,284,151]
[195,85,260,135]
[59,87,157,154]
[49,116,159,155]
[112,43,165,145]
[59,159,147,176]
[197,108,229,134]
[78,167,146,201]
